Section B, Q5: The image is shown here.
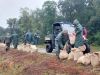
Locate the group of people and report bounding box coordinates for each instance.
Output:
[4,32,18,51]
[24,30,40,45]
[3,30,40,51]
[55,19,89,58]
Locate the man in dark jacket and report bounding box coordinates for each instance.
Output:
[24,30,33,45]
[73,19,90,54]
[73,19,84,48]
[4,33,12,51]
[12,31,19,49]
[55,30,70,58]
[34,32,40,45]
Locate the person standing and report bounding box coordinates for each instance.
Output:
[4,33,12,51]
[83,27,88,40]
[83,27,90,54]
[12,31,19,49]
[73,19,84,48]
[24,30,33,45]
[55,30,70,58]
[34,32,40,45]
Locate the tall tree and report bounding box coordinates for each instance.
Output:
[0,26,5,36]
[58,0,95,23]
[19,8,32,33]
[42,1,57,34]
[7,18,18,34]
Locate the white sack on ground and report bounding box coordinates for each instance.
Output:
[59,50,68,60]
[77,53,91,65]
[0,43,5,47]
[71,48,83,61]
[68,51,74,60]
[18,44,37,53]
[91,52,100,67]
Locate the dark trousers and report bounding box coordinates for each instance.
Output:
[6,43,10,51]
[13,43,18,49]
[83,40,90,54]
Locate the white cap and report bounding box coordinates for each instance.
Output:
[62,30,68,34]
[73,19,79,25]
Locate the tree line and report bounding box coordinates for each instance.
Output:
[0,0,100,45]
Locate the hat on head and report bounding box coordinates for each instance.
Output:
[73,19,79,25]
[62,30,68,34]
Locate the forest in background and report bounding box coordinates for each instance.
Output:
[0,0,100,45]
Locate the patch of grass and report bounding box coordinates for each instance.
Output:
[37,44,45,48]
[91,45,100,52]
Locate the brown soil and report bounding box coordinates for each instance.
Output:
[0,47,99,75]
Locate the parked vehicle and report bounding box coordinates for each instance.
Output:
[45,22,90,53]
[45,22,74,53]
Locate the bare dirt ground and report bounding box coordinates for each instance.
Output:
[0,46,100,75]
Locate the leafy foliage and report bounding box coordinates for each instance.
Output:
[2,0,100,45]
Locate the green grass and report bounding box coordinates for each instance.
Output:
[37,44,45,48]
[91,45,100,52]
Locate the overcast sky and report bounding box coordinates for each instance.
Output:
[0,0,57,28]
